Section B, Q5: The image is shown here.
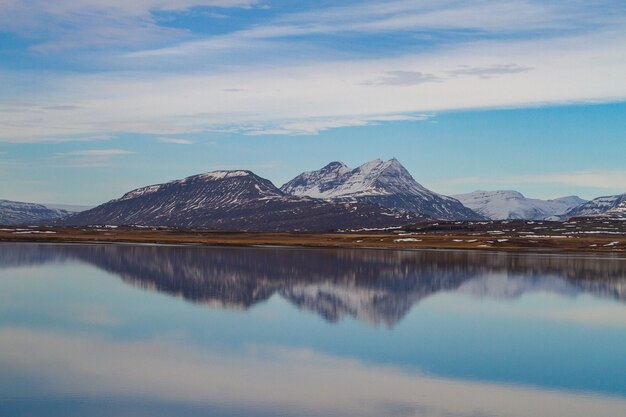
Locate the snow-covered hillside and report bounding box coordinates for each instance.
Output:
[453,190,586,220]
[281,158,482,220]
[60,169,418,230]
[565,194,626,218]
[0,199,70,225]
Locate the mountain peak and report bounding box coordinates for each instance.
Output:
[565,193,626,218]
[191,170,253,181]
[322,161,349,171]
[118,169,272,202]
[355,158,384,173]
[281,158,483,220]
[60,168,419,230]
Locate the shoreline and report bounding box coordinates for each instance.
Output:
[0,224,625,256]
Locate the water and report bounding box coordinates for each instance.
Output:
[1,243,626,417]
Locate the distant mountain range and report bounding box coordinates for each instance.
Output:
[453,190,586,220]
[0,199,73,225]
[58,170,418,231]
[564,194,626,219]
[281,158,481,220]
[2,159,625,228]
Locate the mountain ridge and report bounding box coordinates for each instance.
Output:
[565,193,626,219]
[59,169,419,231]
[281,158,482,220]
[0,199,71,225]
[453,190,586,220]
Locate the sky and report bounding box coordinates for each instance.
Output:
[0,0,625,205]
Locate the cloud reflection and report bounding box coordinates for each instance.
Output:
[1,326,625,417]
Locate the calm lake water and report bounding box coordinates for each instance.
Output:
[1,243,626,417]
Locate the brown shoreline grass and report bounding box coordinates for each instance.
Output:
[0,220,624,255]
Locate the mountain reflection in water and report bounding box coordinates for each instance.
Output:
[2,243,626,417]
[1,243,625,326]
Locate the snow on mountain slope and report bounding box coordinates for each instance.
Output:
[565,193,626,218]
[281,158,482,220]
[453,190,586,220]
[0,199,70,225]
[60,170,419,231]
[607,199,626,217]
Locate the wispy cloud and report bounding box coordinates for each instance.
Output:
[126,0,606,58]
[211,161,284,170]
[2,0,623,60]
[243,114,431,136]
[447,64,533,79]
[57,149,134,156]
[157,137,194,145]
[0,0,262,51]
[363,71,442,86]
[4,26,626,142]
[1,1,626,142]
[52,149,134,168]
[444,169,626,192]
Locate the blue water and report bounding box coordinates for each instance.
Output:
[1,243,625,417]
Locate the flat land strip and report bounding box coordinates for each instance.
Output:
[1,219,625,254]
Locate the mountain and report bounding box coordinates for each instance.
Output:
[59,170,418,231]
[453,190,586,220]
[565,193,626,219]
[0,199,70,225]
[281,158,482,220]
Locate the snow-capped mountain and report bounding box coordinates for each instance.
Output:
[0,199,71,225]
[453,190,586,220]
[281,158,482,220]
[564,193,626,219]
[60,170,418,231]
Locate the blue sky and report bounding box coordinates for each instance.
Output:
[1,0,625,204]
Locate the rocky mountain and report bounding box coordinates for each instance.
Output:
[59,170,418,231]
[565,193,626,219]
[0,199,71,225]
[453,190,586,220]
[281,158,482,220]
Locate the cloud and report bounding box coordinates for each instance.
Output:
[447,64,533,78]
[42,105,81,111]
[4,26,626,143]
[157,137,194,145]
[363,71,442,86]
[52,149,134,168]
[1,1,623,59]
[57,149,134,156]
[127,0,613,58]
[243,114,431,136]
[439,169,626,198]
[1,2,626,142]
[211,161,284,170]
[0,0,262,51]
[444,169,626,192]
